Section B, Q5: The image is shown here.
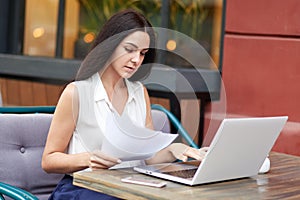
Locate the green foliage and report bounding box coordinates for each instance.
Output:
[78,0,161,35]
[170,0,210,40]
[78,0,211,40]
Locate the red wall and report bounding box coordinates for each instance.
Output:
[222,0,300,120]
[223,35,300,120]
[226,0,300,36]
[204,0,300,155]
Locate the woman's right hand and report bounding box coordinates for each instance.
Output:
[89,150,122,170]
[168,143,209,162]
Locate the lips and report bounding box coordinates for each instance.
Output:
[124,66,135,72]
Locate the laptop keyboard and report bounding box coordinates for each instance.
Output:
[163,168,197,179]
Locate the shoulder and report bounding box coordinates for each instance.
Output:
[74,74,96,87]
[56,83,78,107]
[62,83,76,98]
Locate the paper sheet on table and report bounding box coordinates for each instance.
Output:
[101,112,178,161]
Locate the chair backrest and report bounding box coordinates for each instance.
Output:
[151,109,171,133]
[0,114,63,200]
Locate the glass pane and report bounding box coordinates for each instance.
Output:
[76,0,162,59]
[24,0,79,59]
[23,0,58,57]
[166,0,223,69]
[22,0,223,69]
[77,0,223,70]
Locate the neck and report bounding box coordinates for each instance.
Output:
[100,68,125,89]
[98,70,128,115]
[99,70,126,103]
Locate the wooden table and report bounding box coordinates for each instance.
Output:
[73,152,300,200]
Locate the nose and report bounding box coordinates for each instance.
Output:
[131,52,141,64]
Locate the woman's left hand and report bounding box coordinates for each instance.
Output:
[168,143,209,162]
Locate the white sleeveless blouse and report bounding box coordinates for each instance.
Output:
[68,73,147,168]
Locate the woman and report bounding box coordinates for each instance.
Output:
[42,9,208,199]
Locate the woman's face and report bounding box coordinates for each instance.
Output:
[109,31,150,79]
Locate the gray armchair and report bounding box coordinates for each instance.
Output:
[0,108,172,200]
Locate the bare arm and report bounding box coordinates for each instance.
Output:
[42,84,120,174]
[42,84,90,174]
[143,87,208,164]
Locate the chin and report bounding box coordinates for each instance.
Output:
[122,72,134,79]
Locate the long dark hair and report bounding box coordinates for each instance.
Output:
[76,9,156,81]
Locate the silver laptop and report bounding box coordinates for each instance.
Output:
[134,116,288,186]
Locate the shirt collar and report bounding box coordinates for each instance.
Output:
[125,79,136,103]
[94,73,108,102]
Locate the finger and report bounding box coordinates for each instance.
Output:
[200,147,210,152]
[93,150,122,164]
[184,147,205,160]
[89,159,107,170]
[90,159,115,170]
[176,154,188,162]
[90,155,120,168]
[181,156,188,162]
[199,147,209,156]
[89,162,114,170]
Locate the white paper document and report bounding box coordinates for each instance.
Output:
[101,112,178,161]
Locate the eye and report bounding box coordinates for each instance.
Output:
[124,46,135,53]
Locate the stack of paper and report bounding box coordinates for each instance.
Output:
[101,112,178,161]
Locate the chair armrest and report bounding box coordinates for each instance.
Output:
[0,106,56,113]
[0,182,38,200]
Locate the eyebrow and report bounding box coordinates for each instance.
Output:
[125,42,149,51]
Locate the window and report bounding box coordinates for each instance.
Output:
[0,0,225,82]
[77,0,224,70]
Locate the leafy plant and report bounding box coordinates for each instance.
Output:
[76,0,214,64]
[170,0,210,40]
[78,0,161,35]
[78,0,210,39]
